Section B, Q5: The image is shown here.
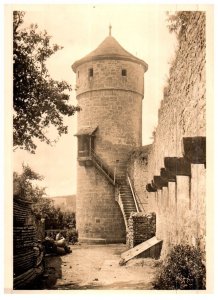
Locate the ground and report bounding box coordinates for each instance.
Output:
[38,243,159,290]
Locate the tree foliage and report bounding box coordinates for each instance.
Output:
[13,11,80,153]
[13,165,76,230]
[166,11,197,38]
[13,164,44,202]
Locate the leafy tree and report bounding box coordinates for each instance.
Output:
[166,11,204,38]
[13,11,80,153]
[13,165,76,229]
[13,164,44,202]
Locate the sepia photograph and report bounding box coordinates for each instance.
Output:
[3,2,214,293]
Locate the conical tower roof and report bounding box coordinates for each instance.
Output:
[72,34,148,72]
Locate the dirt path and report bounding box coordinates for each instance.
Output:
[42,243,159,290]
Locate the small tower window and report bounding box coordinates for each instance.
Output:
[77,71,79,78]
[122,69,127,76]
[78,135,89,157]
[89,68,93,78]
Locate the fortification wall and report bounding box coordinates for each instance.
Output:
[127,145,154,211]
[129,12,206,258]
[147,12,206,177]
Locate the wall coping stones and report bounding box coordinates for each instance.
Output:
[182,136,206,165]
[164,157,191,177]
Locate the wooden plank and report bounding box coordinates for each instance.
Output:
[119,236,162,265]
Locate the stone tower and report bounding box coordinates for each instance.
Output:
[72,29,148,243]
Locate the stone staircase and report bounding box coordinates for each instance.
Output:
[119,183,138,221]
[90,149,139,227]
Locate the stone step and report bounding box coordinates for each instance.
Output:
[120,184,131,187]
[120,188,132,191]
[122,200,135,203]
[124,203,135,207]
[120,192,133,196]
[122,200,135,206]
[121,199,134,203]
[123,206,135,209]
[122,196,134,199]
[124,210,136,214]
[124,211,135,215]
[120,192,132,195]
[123,202,135,205]
[121,193,132,196]
[122,199,134,202]
[121,192,132,196]
[124,209,136,214]
[124,206,135,210]
[124,206,135,209]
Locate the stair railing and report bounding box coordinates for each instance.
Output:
[117,191,128,228]
[90,148,119,186]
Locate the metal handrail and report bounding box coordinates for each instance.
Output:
[90,148,118,185]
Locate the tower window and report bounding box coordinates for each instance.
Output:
[77,71,79,78]
[122,69,127,76]
[78,135,89,157]
[89,68,93,77]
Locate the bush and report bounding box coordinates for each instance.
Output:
[153,244,206,290]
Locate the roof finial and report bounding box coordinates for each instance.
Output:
[109,23,112,36]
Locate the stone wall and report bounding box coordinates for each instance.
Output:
[147,12,205,177]
[127,145,155,211]
[77,162,126,243]
[127,212,156,248]
[76,59,145,98]
[77,89,143,178]
[128,12,206,258]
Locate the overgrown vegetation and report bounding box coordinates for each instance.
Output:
[13,165,76,230]
[163,11,205,99]
[153,244,206,290]
[167,11,196,37]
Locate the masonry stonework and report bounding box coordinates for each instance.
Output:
[127,145,154,211]
[127,212,156,248]
[127,12,206,258]
[147,12,206,176]
[72,34,148,242]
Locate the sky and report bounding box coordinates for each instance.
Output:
[11,3,182,197]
